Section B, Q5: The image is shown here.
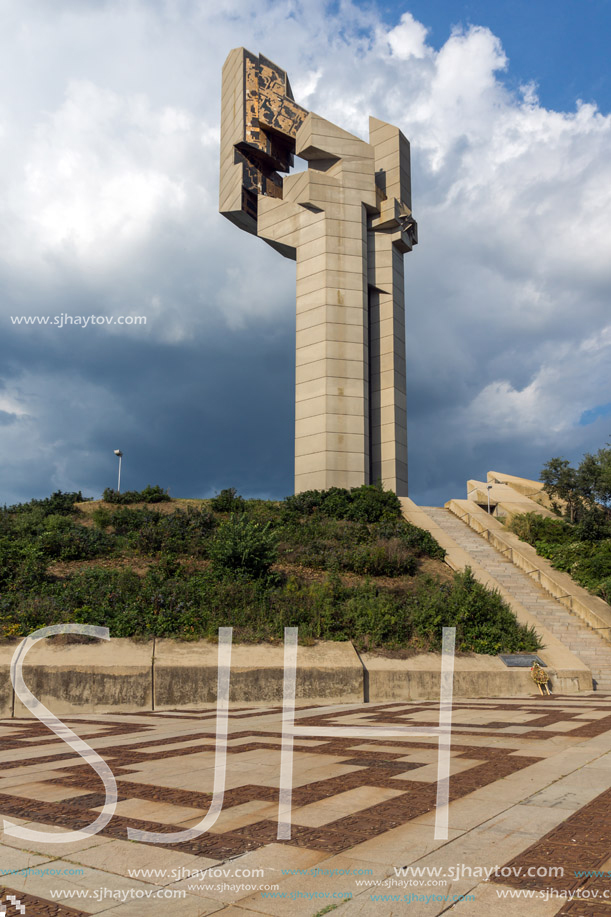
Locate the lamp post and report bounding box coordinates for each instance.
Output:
[487,483,493,515]
[114,450,123,493]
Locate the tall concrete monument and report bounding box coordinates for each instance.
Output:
[219,49,417,495]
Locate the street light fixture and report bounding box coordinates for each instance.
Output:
[114,450,123,493]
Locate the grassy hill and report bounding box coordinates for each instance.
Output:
[0,485,541,655]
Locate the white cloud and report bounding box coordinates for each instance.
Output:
[6,81,197,270]
[387,12,429,61]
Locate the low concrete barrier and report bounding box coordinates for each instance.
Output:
[466,479,557,522]
[0,629,591,717]
[7,639,153,717]
[362,651,588,700]
[153,640,363,708]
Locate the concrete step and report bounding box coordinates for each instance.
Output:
[421,506,611,691]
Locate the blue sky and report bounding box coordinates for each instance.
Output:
[0,0,610,506]
[374,0,611,113]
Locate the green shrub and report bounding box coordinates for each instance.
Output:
[508,512,572,546]
[338,539,418,577]
[128,507,216,556]
[342,587,414,649]
[38,515,114,561]
[210,487,246,513]
[410,568,541,654]
[105,507,156,534]
[599,578,611,604]
[3,490,88,517]
[279,515,443,573]
[0,557,541,652]
[345,485,402,522]
[0,538,47,591]
[318,487,353,519]
[375,519,446,559]
[92,506,113,528]
[284,484,402,523]
[102,485,171,504]
[92,505,217,556]
[283,490,325,516]
[0,490,536,653]
[509,511,611,602]
[209,514,278,578]
[575,507,611,542]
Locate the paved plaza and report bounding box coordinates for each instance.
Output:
[1,696,611,915]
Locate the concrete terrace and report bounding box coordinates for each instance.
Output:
[1,697,611,916]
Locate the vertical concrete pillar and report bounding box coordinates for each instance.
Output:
[219,50,417,495]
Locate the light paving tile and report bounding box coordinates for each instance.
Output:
[0,820,115,857]
[91,797,209,826]
[348,822,464,867]
[170,845,328,904]
[238,852,392,915]
[446,882,562,916]
[290,786,406,828]
[0,843,52,877]
[0,781,95,803]
[67,838,219,884]
[97,892,223,916]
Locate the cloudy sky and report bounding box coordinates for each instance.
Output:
[1,0,610,506]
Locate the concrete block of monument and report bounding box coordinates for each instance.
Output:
[219,48,417,496]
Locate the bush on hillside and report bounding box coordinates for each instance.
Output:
[3,491,87,517]
[209,514,278,578]
[210,487,246,513]
[410,568,540,655]
[284,483,402,523]
[0,538,46,591]
[102,485,171,504]
[37,516,114,561]
[0,487,537,654]
[508,512,573,547]
[0,561,541,653]
[509,511,611,603]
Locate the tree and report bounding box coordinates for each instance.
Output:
[580,446,611,508]
[540,457,582,522]
[541,443,611,523]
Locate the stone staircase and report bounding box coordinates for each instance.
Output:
[421,506,611,692]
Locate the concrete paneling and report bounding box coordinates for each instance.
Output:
[161,641,364,706]
[0,645,15,717]
[13,639,153,716]
[220,49,416,495]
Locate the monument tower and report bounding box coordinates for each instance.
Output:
[219,49,417,495]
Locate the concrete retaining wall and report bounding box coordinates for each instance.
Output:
[362,652,589,700]
[0,632,591,717]
[153,640,363,708]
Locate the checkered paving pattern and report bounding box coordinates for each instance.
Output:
[2,696,611,914]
